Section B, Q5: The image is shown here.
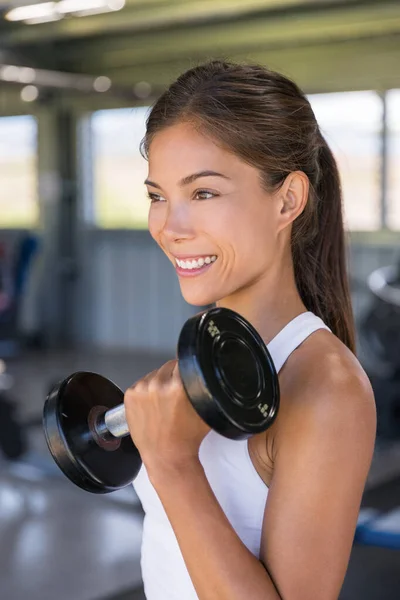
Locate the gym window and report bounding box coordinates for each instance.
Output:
[0,115,38,228]
[90,107,150,229]
[309,91,383,232]
[88,92,398,232]
[387,89,400,230]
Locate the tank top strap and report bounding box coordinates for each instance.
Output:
[267,311,331,374]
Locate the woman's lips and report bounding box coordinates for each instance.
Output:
[175,259,217,278]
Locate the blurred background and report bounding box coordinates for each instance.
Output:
[0,0,400,598]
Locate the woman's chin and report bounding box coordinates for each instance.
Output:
[180,288,218,307]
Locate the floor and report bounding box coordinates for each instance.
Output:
[341,477,400,600]
[0,347,166,600]
[0,459,144,600]
[0,347,399,600]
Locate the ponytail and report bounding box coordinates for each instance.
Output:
[292,140,356,353]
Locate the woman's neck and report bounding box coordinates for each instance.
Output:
[215,262,306,345]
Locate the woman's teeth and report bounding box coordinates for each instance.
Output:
[176,255,217,270]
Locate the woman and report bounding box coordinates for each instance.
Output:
[124,60,376,600]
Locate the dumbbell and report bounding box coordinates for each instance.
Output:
[43,307,279,494]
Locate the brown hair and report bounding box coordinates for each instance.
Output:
[140,60,356,353]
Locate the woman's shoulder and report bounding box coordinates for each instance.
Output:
[281,327,372,404]
[269,328,376,458]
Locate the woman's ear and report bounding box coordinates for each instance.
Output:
[278,171,309,226]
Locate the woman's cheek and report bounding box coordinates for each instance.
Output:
[148,207,165,241]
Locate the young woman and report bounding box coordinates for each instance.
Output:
[124,60,376,600]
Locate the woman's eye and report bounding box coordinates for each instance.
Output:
[146,190,217,203]
[146,192,164,203]
[195,190,216,200]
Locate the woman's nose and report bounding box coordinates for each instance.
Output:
[162,204,196,241]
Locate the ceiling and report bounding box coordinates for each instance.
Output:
[1,0,400,95]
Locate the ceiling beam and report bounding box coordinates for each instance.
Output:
[54,2,400,73]
[94,34,400,94]
[1,0,382,45]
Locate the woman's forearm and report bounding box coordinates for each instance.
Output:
[148,459,281,600]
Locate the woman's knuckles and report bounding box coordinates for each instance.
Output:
[124,361,189,421]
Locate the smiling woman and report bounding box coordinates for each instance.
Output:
[124,59,377,600]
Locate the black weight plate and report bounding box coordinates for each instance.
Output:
[178,307,279,439]
[43,372,142,494]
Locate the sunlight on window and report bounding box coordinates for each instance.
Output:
[91,95,386,231]
[0,116,38,228]
[309,91,383,231]
[92,107,150,229]
[387,90,400,230]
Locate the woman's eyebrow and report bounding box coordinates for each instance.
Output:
[144,170,231,190]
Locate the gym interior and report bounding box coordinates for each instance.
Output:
[1,0,400,598]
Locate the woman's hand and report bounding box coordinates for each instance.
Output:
[124,359,211,480]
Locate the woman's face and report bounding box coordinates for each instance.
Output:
[146,122,284,307]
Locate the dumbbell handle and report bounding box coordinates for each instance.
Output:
[95,404,130,440]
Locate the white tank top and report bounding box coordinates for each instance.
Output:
[133,311,331,599]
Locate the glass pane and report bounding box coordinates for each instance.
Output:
[92,107,149,229]
[387,89,400,230]
[0,116,38,228]
[309,91,383,231]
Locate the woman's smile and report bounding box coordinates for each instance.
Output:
[174,254,218,277]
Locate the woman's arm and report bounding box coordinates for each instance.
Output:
[126,350,375,600]
[148,352,375,600]
[149,459,281,600]
[259,354,376,600]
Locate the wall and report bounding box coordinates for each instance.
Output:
[74,230,196,352]
[2,229,400,355]
[72,230,400,354]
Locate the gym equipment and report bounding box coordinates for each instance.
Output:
[0,233,40,358]
[43,307,280,493]
[0,393,28,460]
[0,360,27,460]
[356,507,400,550]
[362,263,400,370]
[360,261,400,440]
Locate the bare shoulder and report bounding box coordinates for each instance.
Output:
[271,328,377,455]
[281,328,374,402]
